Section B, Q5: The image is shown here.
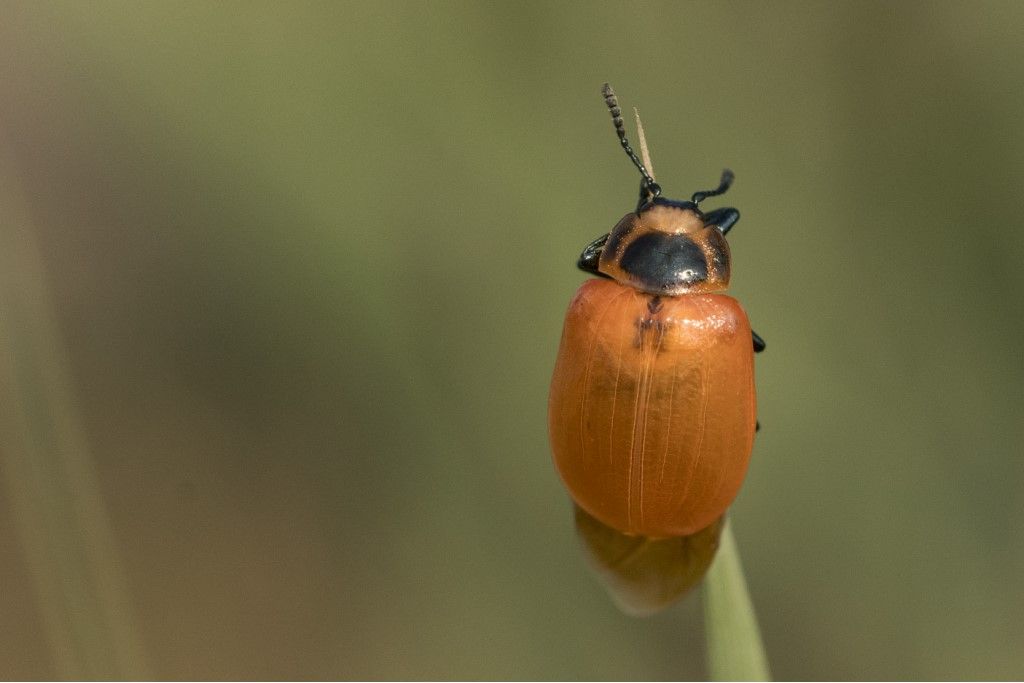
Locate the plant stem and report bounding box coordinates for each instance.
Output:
[633,107,655,182]
[702,520,771,681]
[629,102,770,680]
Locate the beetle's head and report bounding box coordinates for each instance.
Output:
[595,84,737,295]
[597,197,731,296]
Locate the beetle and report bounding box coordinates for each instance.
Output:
[548,84,764,538]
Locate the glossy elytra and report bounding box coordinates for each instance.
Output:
[548,84,765,538]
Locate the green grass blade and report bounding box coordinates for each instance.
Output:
[703,520,771,681]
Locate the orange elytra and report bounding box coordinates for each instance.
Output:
[548,84,764,537]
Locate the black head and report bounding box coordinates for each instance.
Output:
[583,84,741,295]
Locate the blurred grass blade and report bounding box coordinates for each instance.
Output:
[0,137,150,679]
[703,520,771,681]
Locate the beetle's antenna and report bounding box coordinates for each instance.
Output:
[691,169,734,204]
[602,83,661,210]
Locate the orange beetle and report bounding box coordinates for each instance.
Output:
[548,84,764,537]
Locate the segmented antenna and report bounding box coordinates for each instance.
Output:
[692,169,734,204]
[602,83,661,208]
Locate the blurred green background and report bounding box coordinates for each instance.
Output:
[1,1,1022,679]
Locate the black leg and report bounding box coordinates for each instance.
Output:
[702,207,740,235]
[577,233,611,277]
[753,324,764,431]
[691,169,735,204]
[752,330,765,353]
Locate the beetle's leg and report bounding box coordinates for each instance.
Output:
[752,330,766,353]
[703,207,740,235]
[753,329,764,430]
[577,233,612,277]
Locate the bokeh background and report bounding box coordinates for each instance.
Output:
[1,1,1022,679]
